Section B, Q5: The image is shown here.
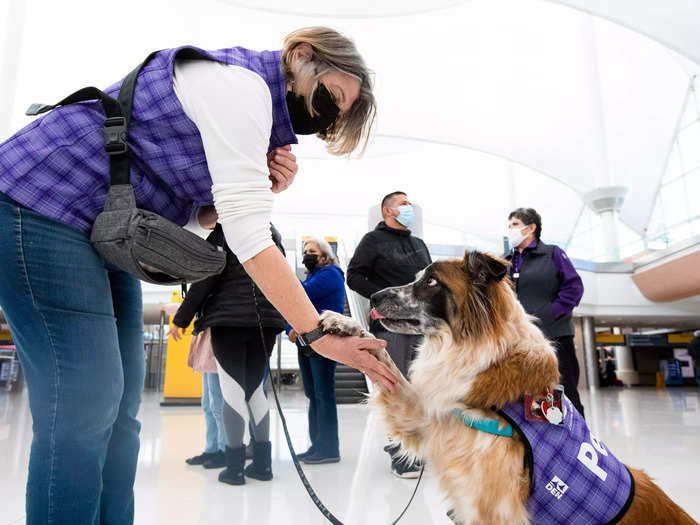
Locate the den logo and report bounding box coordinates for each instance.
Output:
[546,476,569,500]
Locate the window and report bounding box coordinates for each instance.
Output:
[661,144,682,184]
[685,169,700,219]
[677,124,700,173]
[567,207,610,261]
[567,205,644,262]
[659,178,689,227]
[646,82,700,250]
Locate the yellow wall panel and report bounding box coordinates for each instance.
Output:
[162,292,202,402]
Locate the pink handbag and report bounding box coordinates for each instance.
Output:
[186,327,218,374]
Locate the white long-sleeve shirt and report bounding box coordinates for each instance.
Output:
[173,59,276,262]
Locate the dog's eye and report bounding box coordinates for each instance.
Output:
[426,278,438,287]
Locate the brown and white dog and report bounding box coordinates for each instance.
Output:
[319,251,696,525]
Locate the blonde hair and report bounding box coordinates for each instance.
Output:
[303,237,340,268]
[282,27,376,156]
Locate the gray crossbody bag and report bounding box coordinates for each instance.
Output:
[27,51,226,286]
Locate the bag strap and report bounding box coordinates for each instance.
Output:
[117,50,160,128]
[116,47,206,125]
[25,51,161,186]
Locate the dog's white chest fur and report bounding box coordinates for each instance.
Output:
[410,330,499,416]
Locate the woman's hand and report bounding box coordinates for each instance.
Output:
[288,329,298,343]
[197,205,218,229]
[311,335,398,392]
[169,325,185,341]
[242,247,394,387]
[268,145,298,193]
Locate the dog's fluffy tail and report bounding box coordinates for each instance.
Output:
[620,467,697,525]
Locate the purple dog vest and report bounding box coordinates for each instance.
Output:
[499,395,634,524]
[0,45,297,233]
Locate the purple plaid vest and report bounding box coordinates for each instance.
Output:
[499,395,633,524]
[0,46,297,233]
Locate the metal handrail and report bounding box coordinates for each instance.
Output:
[336,238,374,394]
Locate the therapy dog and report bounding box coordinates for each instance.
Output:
[318,251,696,525]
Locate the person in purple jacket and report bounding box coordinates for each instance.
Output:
[288,238,346,464]
[0,27,396,525]
[505,208,586,416]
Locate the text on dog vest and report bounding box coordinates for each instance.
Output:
[577,433,608,481]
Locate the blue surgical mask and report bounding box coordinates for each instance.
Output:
[395,205,414,228]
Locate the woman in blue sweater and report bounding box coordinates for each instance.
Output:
[288,238,346,464]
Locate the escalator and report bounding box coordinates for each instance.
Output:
[335,363,369,404]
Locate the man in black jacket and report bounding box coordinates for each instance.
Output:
[347,191,431,478]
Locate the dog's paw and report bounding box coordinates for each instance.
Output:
[319,311,369,338]
[373,347,393,364]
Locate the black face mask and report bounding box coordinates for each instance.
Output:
[286,83,340,135]
[303,253,319,272]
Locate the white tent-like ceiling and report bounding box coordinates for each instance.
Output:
[1,0,698,249]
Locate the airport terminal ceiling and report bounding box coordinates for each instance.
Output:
[1,0,699,249]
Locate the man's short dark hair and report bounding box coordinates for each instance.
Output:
[381,191,406,210]
[508,207,542,239]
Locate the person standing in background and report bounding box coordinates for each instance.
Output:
[169,223,287,486]
[163,297,226,469]
[505,207,585,416]
[347,191,432,478]
[184,332,227,469]
[288,238,346,464]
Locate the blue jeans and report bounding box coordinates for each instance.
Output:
[0,192,144,525]
[201,372,225,453]
[298,349,339,456]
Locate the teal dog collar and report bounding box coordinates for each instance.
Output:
[452,408,513,437]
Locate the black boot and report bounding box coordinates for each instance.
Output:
[218,446,246,486]
[202,450,226,469]
[244,441,273,481]
[185,451,217,466]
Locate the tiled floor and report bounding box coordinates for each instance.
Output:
[1,386,699,524]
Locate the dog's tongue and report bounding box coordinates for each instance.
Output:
[370,308,385,320]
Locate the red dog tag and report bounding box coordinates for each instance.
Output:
[525,386,565,424]
[524,395,548,422]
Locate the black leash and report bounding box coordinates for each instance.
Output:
[250,283,423,524]
[388,464,424,525]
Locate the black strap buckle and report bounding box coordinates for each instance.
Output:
[103,116,128,155]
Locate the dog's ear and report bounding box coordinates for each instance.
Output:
[464,251,509,284]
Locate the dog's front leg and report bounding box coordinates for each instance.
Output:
[316,312,429,454]
[370,349,428,457]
